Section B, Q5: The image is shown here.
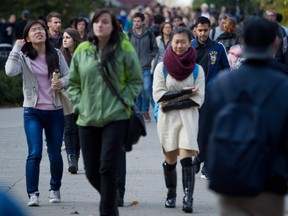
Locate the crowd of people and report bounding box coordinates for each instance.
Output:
[2,2,288,216]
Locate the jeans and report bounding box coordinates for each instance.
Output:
[136,69,152,112]
[24,108,64,195]
[78,120,128,216]
[64,113,80,155]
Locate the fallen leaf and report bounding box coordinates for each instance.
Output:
[129,200,139,206]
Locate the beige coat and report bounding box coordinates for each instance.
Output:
[153,62,205,152]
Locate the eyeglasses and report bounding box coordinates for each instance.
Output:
[29,27,45,33]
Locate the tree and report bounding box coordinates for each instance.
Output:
[0,0,106,27]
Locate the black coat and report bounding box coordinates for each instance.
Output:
[275,36,288,74]
[198,60,288,195]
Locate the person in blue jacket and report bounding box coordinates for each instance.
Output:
[191,16,230,87]
[191,16,230,179]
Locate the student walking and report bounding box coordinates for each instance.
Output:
[191,16,230,179]
[47,12,63,49]
[67,9,142,216]
[60,28,82,174]
[153,26,205,213]
[199,18,288,216]
[129,12,158,123]
[5,20,69,206]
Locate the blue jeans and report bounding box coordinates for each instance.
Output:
[136,69,152,112]
[24,108,64,195]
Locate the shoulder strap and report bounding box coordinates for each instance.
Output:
[94,51,128,108]
[162,65,168,78]
[148,29,153,51]
[163,64,199,80]
[211,28,216,40]
[193,64,199,81]
[283,36,287,55]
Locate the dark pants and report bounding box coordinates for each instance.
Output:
[64,113,80,155]
[117,148,126,200]
[78,120,128,216]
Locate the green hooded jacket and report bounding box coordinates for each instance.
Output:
[68,38,143,127]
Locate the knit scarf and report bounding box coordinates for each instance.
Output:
[163,46,197,81]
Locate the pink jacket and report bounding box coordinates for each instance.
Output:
[228,44,243,69]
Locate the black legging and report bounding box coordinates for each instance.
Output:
[78,119,128,216]
[64,113,80,155]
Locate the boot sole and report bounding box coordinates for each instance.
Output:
[182,207,193,213]
[68,166,77,174]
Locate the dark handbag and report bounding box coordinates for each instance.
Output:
[95,56,147,152]
[125,104,147,151]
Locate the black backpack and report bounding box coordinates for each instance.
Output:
[207,71,283,196]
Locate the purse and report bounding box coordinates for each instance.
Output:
[56,50,73,116]
[59,88,73,115]
[95,56,147,152]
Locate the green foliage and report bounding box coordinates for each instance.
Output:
[262,0,288,26]
[0,0,106,28]
[0,71,23,106]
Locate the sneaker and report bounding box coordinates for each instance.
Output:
[28,192,39,206]
[49,190,61,203]
[143,112,151,123]
[201,173,209,180]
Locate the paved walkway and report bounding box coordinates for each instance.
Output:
[0,107,279,216]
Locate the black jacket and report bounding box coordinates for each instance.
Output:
[199,60,288,195]
[275,36,288,74]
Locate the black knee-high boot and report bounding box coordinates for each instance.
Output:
[181,157,195,213]
[163,161,177,208]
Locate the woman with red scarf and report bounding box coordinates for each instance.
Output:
[153,26,205,213]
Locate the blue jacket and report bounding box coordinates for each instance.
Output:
[191,38,230,86]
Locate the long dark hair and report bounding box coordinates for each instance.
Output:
[22,20,59,78]
[88,9,121,69]
[60,28,81,66]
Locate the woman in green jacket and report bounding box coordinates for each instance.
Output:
[68,9,142,216]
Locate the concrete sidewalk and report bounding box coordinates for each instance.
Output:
[0,107,220,216]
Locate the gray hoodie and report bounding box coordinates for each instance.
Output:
[129,27,159,70]
[5,45,69,108]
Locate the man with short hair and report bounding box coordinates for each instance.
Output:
[129,12,158,123]
[47,11,62,49]
[192,16,230,87]
[199,17,288,216]
[171,15,183,28]
[149,14,165,37]
[210,13,228,41]
[191,16,230,179]
[265,9,286,39]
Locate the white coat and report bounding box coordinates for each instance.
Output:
[153,62,205,152]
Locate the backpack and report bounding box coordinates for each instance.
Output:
[207,72,283,196]
[154,64,199,122]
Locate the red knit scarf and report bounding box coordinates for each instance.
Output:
[163,46,197,81]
